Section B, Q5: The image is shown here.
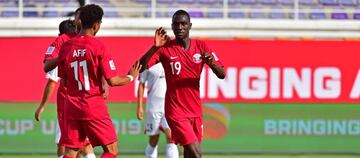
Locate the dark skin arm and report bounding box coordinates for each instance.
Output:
[201,52,226,79]
[139,27,170,72]
[43,58,59,73]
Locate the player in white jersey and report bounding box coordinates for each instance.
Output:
[137,63,179,158]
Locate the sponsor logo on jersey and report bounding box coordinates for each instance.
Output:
[170,56,179,60]
[45,46,55,55]
[192,53,202,64]
[109,60,116,70]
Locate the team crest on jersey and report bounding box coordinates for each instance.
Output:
[45,46,55,55]
[192,53,202,64]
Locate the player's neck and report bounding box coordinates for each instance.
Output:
[79,29,95,36]
[176,38,190,50]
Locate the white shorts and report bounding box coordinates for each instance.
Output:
[145,112,170,136]
[55,120,61,144]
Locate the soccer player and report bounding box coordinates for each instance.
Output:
[137,63,179,158]
[58,4,141,158]
[139,10,226,158]
[35,18,96,158]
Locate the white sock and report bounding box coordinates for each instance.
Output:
[166,143,179,158]
[84,153,96,158]
[145,144,158,158]
[58,156,64,158]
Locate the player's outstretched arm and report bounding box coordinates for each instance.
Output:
[106,61,142,86]
[43,58,59,73]
[35,79,57,121]
[201,52,226,79]
[137,82,145,120]
[139,27,170,72]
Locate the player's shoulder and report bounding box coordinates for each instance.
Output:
[192,38,207,46]
[164,39,177,47]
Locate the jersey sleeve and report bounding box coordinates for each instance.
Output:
[99,44,117,79]
[200,40,224,67]
[46,67,60,82]
[147,49,162,68]
[57,45,66,79]
[43,37,61,62]
[139,70,148,84]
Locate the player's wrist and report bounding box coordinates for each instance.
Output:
[127,75,134,82]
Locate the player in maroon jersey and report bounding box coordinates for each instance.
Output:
[58,4,141,158]
[139,9,226,158]
[36,16,97,158]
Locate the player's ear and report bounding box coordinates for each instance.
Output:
[189,22,192,30]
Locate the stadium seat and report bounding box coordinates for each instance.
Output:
[157,0,173,4]
[309,8,327,19]
[102,3,119,17]
[289,12,307,19]
[178,0,195,3]
[92,0,110,2]
[239,0,257,5]
[269,7,287,19]
[260,0,278,5]
[228,11,246,18]
[319,0,339,5]
[189,11,204,17]
[1,3,18,17]
[61,3,78,16]
[207,11,223,18]
[0,0,10,2]
[54,0,71,3]
[34,0,50,2]
[339,0,357,5]
[23,4,39,17]
[279,0,294,5]
[299,0,316,5]
[331,12,348,19]
[249,6,267,18]
[43,3,59,17]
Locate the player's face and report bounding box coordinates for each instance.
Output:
[172,14,192,40]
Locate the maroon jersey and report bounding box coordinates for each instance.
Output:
[148,39,223,118]
[44,32,77,62]
[58,35,117,120]
[43,32,76,117]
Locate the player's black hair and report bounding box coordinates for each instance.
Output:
[58,19,76,35]
[172,9,191,22]
[75,6,82,14]
[79,4,103,29]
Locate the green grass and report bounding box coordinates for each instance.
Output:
[1,102,360,155]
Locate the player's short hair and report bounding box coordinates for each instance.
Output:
[75,6,82,14]
[58,19,76,35]
[172,9,191,22]
[79,4,103,29]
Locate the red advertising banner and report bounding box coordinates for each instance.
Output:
[0,37,359,102]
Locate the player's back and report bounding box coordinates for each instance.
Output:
[59,34,110,120]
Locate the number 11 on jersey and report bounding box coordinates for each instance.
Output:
[71,60,90,91]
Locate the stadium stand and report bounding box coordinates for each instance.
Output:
[0,0,360,19]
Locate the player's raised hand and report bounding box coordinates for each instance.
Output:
[128,60,142,79]
[201,52,214,66]
[35,106,45,121]
[154,27,170,48]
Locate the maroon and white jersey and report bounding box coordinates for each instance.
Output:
[58,35,117,120]
[43,32,77,62]
[148,39,223,119]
